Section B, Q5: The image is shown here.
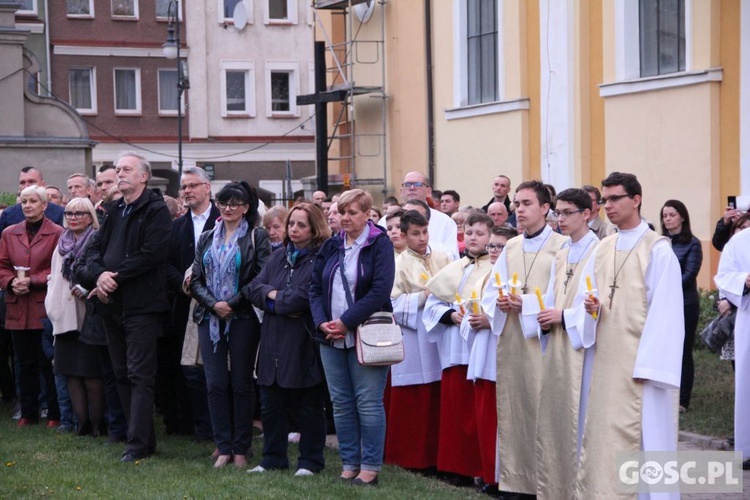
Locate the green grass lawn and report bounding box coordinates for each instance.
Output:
[0,404,479,499]
[679,347,734,439]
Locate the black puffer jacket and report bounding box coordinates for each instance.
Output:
[190,225,270,323]
[244,245,323,388]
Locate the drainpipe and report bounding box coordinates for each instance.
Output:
[424,0,435,184]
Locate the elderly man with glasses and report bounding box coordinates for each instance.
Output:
[399,171,459,260]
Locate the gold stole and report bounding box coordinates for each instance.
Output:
[392,248,453,297]
[426,254,493,304]
[536,241,597,500]
[496,231,567,494]
[574,231,662,499]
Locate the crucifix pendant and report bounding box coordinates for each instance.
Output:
[522,285,528,294]
[563,268,574,293]
[608,280,619,309]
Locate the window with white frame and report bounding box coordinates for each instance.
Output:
[112,0,138,18]
[158,69,180,115]
[222,0,241,19]
[69,67,97,114]
[18,0,37,15]
[467,0,498,105]
[220,61,255,117]
[67,0,93,16]
[114,68,141,114]
[638,0,685,77]
[265,62,299,116]
[267,0,296,23]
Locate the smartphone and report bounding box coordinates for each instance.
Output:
[728,196,737,210]
[74,284,89,295]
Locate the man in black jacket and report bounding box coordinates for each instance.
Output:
[161,166,219,441]
[81,151,171,462]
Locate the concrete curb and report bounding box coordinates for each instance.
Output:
[678,430,731,451]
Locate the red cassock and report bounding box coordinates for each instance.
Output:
[436,365,482,477]
[474,378,498,485]
[384,381,441,469]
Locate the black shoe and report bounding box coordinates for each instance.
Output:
[121,450,151,463]
[480,484,502,497]
[743,458,750,470]
[351,476,379,487]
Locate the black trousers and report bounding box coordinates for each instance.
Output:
[102,311,163,455]
[680,303,700,409]
[259,382,327,472]
[12,330,59,421]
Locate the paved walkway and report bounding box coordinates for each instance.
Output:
[679,434,746,499]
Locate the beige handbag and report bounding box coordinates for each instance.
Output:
[355,312,405,366]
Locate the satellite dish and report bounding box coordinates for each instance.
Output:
[233,1,248,30]
[354,0,374,24]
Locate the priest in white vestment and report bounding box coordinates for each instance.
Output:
[715,226,750,468]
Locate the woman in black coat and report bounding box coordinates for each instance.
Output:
[661,199,703,412]
[244,203,331,475]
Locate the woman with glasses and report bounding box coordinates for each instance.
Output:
[0,186,63,427]
[661,199,703,413]
[45,198,105,435]
[190,181,270,468]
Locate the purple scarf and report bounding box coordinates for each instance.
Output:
[58,226,95,284]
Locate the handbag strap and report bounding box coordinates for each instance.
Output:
[338,247,355,308]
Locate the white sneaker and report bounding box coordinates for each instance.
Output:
[247,465,267,473]
[288,432,301,443]
[295,468,314,476]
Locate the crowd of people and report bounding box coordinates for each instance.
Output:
[0,153,744,498]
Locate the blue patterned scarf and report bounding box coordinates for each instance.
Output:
[204,218,248,351]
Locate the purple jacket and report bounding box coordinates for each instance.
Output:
[309,221,394,340]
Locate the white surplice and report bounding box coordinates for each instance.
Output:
[715,227,750,461]
[428,209,460,261]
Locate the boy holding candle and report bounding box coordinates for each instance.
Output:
[386,210,452,470]
[526,188,598,499]
[481,180,567,498]
[423,212,494,485]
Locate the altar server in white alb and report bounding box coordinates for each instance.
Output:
[386,210,452,470]
[575,172,683,499]
[526,188,599,499]
[714,224,750,471]
[481,180,567,497]
[423,212,494,481]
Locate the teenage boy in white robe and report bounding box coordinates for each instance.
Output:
[575,172,683,500]
[386,210,451,470]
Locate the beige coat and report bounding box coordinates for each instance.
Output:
[45,247,86,335]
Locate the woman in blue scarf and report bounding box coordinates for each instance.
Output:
[190,182,270,468]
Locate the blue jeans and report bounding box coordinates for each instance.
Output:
[198,317,259,456]
[319,345,389,472]
[55,373,75,430]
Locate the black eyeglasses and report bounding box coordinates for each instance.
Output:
[64,211,89,219]
[485,244,505,252]
[401,182,429,189]
[553,209,585,218]
[599,194,633,204]
[216,201,247,211]
[179,182,208,191]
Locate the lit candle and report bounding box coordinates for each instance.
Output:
[586,275,598,320]
[511,272,518,295]
[495,273,504,298]
[455,293,465,314]
[535,287,545,311]
[420,273,429,282]
[471,290,480,314]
